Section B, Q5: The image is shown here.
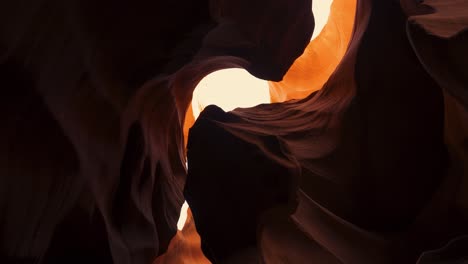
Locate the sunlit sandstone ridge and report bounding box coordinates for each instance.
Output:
[183,0,354,147]
[269,0,356,102]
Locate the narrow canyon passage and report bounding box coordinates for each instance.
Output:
[160,1,351,262]
[0,0,467,263]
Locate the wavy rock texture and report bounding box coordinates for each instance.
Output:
[183,0,468,263]
[1,0,467,264]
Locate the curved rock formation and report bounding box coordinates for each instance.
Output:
[183,0,468,263]
[1,0,467,263]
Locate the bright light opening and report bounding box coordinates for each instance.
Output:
[188,0,335,120]
[191,68,270,120]
[311,0,334,40]
[177,201,189,230]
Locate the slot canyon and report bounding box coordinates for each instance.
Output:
[1,0,467,263]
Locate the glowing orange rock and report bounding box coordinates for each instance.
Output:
[269,0,357,102]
